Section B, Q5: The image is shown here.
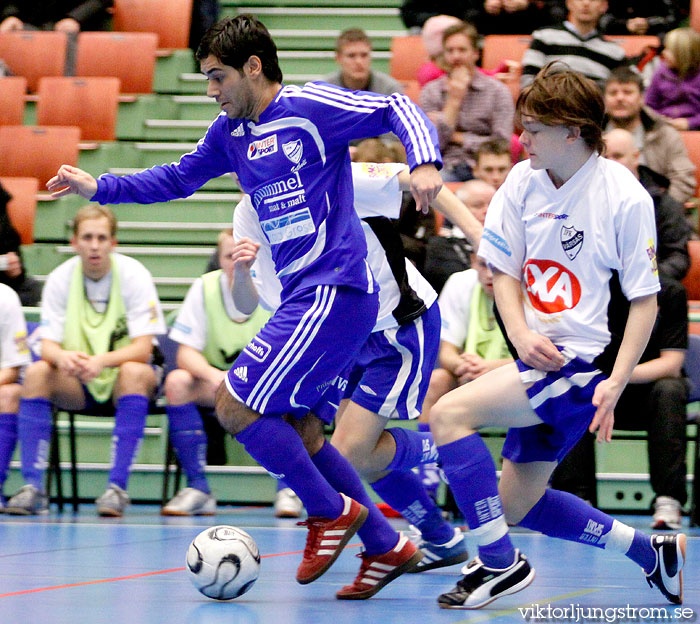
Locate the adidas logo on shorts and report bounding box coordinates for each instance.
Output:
[232,366,248,382]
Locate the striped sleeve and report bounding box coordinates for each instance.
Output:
[278,82,442,171]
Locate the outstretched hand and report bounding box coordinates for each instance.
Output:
[410,164,442,214]
[47,165,98,199]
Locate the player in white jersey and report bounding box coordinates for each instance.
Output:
[233,162,482,597]
[5,205,166,517]
[0,283,31,508]
[430,64,686,609]
[47,15,443,592]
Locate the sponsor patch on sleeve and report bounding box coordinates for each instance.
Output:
[483,228,512,257]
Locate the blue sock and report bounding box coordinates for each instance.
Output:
[416,422,440,500]
[0,412,18,489]
[17,398,52,491]
[520,489,655,571]
[312,440,398,556]
[438,433,515,568]
[385,427,437,471]
[167,403,209,493]
[372,469,454,544]
[236,416,343,519]
[108,394,148,490]
[627,531,656,573]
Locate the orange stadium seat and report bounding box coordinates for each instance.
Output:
[390,36,429,82]
[0,77,27,126]
[76,32,159,94]
[0,31,67,92]
[481,35,532,71]
[684,241,700,300]
[0,126,81,188]
[0,177,39,245]
[606,35,660,58]
[113,0,193,49]
[401,80,421,105]
[37,77,121,142]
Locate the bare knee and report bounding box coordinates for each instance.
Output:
[116,361,157,397]
[430,393,477,444]
[330,428,373,476]
[286,413,325,456]
[0,383,22,412]
[164,369,195,405]
[22,360,54,397]
[214,382,259,435]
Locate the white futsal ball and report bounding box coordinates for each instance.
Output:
[186,525,260,600]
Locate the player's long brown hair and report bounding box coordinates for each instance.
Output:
[516,62,606,156]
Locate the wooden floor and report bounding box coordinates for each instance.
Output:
[0,506,697,623]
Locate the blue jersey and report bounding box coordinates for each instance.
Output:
[93,82,441,299]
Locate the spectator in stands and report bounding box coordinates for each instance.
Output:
[400,0,480,31]
[472,137,514,190]
[420,21,514,182]
[552,278,689,530]
[162,229,270,516]
[644,28,700,132]
[323,28,403,95]
[521,0,626,90]
[418,13,523,94]
[4,205,166,516]
[0,181,42,306]
[423,179,496,294]
[0,0,112,33]
[604,65,697,205]
[189,0,219,53]
[417,14,462,87]
[598,0,680,38]
[425,252,513,406]
[0,282,31,509]
[475,0,564,36]
[603,129,690,282]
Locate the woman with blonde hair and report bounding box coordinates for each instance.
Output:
[645,27,700,131]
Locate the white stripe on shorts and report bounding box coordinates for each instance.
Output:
[248,285,336,413]
[378,316,425,418]
[529,369,601,410]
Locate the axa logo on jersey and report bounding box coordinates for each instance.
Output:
[524,259,581,314]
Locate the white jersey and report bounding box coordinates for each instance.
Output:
[0,283,31,369]
[41,252,166,343]
[233,162,437,331]
[438,269,480,348]
[170,272,255,350]
[479,154,659,361]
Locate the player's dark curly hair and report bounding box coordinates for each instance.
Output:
[516,62,606,156]
[196,15,283,84]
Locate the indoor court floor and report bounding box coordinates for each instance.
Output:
[1,505,697,624]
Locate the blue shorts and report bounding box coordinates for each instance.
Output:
[225,285,379,419]
[501,356,607,464]
[313,301,440,422]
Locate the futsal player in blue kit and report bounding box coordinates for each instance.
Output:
[232,162,484,597]
[430,63,686,609]
[47,15,443,595]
